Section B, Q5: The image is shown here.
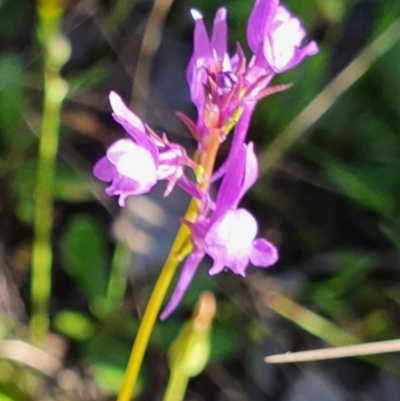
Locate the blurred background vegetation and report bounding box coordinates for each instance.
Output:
[1,0,400,400]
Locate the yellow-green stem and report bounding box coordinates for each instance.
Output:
[30,0,69,343]
[116,199,196,401]
[116,127,221,401]
[30,86,63,342]
[162,371,188,401]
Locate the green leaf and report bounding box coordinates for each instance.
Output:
[324,161,396,216]
[61,215,109,304]
[54,310,95,341]
[91,363,125,396]
[210,325,240,362]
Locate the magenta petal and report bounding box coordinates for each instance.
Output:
[176,176,203,201]
[105,169,157,205]
[211,8,227,61]
[160,250,204,320]
[191,9,211,61]
[211,104,255,183]
[109,91,145,134]
[213,145,246,221]
[93,156,114,182]
[282,40,319,71]
[250,238,279,267]
[247,0,279,53]
[237,142,258,205]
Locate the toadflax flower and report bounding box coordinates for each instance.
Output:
[94,92,196,206]
[160,142,278,320]
[247,0,319,73]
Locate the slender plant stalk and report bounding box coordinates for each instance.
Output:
[30,0,69,343]
[116,126,221,401]
[162,371,188,401]
[116,201,194,401]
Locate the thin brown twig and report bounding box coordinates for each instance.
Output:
[130,0,175,114]
[265,339,400,364]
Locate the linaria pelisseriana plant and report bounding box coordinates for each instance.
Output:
[93,0,318,399]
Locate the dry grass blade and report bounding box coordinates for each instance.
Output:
[0,340,61,376]
[131,0,175,114]
[265,339,400,364]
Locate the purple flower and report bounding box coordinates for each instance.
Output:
[160,143,278,319]
[93,138,159,207]
[93,92,192,205]
[247,0,319,73]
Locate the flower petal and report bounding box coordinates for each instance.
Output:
[211,8,227,62]
[250,238,279,267]
[236,141,258,206]
[213,145,246,220]
[105,174,145,207]
[262,6,319,73]
[109,91,146,134]
[109,92,159,162]
[106,139,158,186]
[93,156,115,182]
[206,209,258,276]
[160,250,205,320]
[190,9,212,59]
[280,40,319,72]
[211,104,255,183]
[247,0,279,53]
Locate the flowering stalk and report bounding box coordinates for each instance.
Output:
[116,110,222,401]
[93,0,318,398]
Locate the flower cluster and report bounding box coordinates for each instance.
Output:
[93,0,318,318]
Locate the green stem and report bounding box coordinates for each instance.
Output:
[30,0,69,343]
[116,199,196,401]
[116,126,222,401]
[162,371,188,401]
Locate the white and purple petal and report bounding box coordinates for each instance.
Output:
[247,0,279,54]
[206,209,258,276]
[109,91,146,134]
